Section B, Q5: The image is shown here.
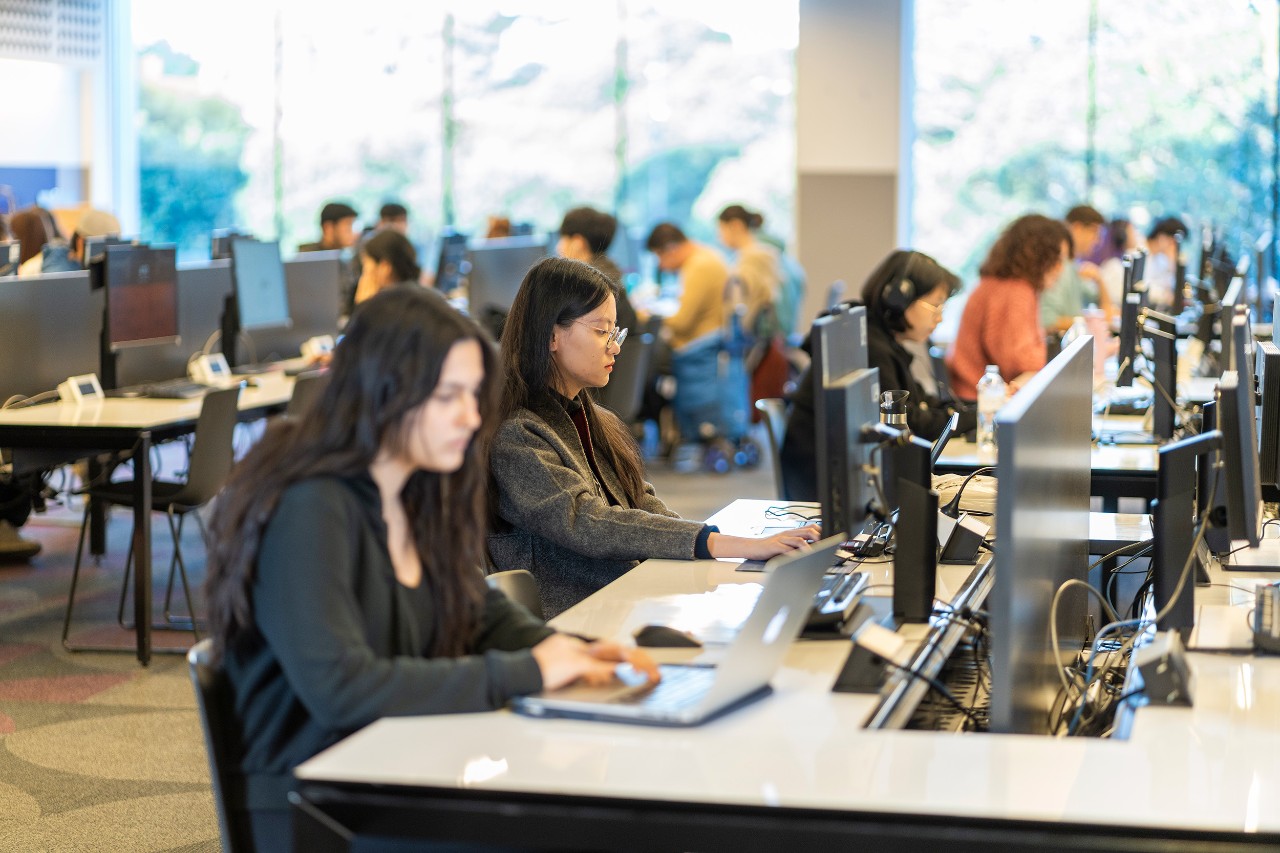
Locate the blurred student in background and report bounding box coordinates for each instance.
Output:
[947,214,1071,401]
[1097,218,1142,308]
[1040,205,1115,332]
[1144,216,1188,310]
[353,229,422,305]
[18,207,121,275]
[558,206,638,334]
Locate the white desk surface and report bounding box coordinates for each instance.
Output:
[938,435,1158,473]
[295,500,1280,836]
[0,373,295,429]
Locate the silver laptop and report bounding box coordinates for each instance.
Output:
[511,534,844,727]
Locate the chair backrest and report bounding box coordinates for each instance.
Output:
[486,569,544,621]
[594,332,655,424]
[929,345,954,404]
[285,371,329,420]
[188,638,253,853]
[754,398,788,500]
[172,386,241,507]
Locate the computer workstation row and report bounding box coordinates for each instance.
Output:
[289,334,1280,849]
[0,237,344,409]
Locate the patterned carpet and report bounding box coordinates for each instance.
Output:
[0,500,219,853]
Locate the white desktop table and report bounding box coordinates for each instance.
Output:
[291,500,1280,851]
[0,374,296,664]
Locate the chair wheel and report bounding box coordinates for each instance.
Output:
[703,441,733,474]
[734,438,761,469]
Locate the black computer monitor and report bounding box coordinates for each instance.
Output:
[1219,278,1247,373]
[211,229,252,261]
[434,230,469,293]
[0,241,18,276]
[811,305,867,387]
[82,235,131,269]
[102,244,179,350]
[817,366,879,539]
[465,236,549,338]
[990,335,1093,735]
[1255,232,1273,323]
[1218,370,1264,548]
[1257,341,1280,488]
[1116,252,1146,387]
[226,237,291,367]
[0,271,102,402]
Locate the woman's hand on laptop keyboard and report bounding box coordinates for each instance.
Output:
[707,524,822,562]
[532,634,660,690]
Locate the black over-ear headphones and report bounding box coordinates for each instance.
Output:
[879,251,918,325]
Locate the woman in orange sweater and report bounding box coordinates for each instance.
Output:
[947,214,1071,402]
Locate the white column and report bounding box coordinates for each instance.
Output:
[795,0,912,328]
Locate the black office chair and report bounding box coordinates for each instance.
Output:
[188,638,255,853]
[754,398,789,500]
[284,371,329,420]
[595,331,655,425]
[63,387,241,650]
[486,569,544,621]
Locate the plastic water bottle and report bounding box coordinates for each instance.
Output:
[1062,315,1088,348]
[976,365,1006,451]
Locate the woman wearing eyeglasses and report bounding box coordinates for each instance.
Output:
[780,250,975,502]
[489,258,818,617]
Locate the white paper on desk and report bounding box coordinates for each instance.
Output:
[620,583,763,645]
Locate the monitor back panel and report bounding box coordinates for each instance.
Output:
[0,271,102,401]
[990,336,1094,734]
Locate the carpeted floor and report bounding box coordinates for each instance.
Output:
[0,429,776,852]
[0,493,220,853]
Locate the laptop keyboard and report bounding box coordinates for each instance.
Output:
[618,666,715,708]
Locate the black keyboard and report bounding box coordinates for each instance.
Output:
[133,379,210,399]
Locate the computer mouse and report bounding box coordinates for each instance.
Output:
[633,624,702,648]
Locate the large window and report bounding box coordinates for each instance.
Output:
[913,0,1278,286]
[131,1,797,263]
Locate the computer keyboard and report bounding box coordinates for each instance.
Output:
[108,379,210,399]
[618,665,715,708]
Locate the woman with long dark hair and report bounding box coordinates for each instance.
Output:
[205,287,653,850]
[353,227,422,304]
[488,257,818,618]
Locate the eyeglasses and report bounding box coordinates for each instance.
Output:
[572,320,628,347]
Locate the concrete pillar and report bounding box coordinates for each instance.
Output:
[795,0,911,328]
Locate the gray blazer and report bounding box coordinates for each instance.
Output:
[488,391,706,618]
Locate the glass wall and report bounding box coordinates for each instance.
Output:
[913,0,1278,289]
[130,0,797,264]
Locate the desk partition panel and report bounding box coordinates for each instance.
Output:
[0,271,102,402]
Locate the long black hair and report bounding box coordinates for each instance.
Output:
[205,287,499,663]
[363,228,421,283]
[499,257,648,505]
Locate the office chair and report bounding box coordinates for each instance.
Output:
[284,371,329,420]
[595,331,655,424]
[929,345,955,404]
[188,638,255,853]
[754,398,789,500]
[486,569,544,621]
[63,387,241,650]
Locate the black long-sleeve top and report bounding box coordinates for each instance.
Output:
[223,473,553,811]
[779,316,974,501]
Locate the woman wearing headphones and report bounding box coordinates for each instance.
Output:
[862,249,975,439]
[779,250,973,502]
